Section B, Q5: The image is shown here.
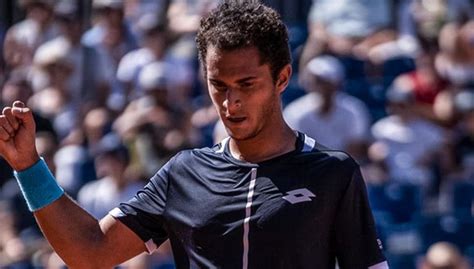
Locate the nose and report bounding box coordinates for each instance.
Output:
[222,88,242,113]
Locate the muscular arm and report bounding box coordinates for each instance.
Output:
[0,102,147,268]
[34,195,146,268]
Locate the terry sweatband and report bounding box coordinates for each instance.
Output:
[14,158,64,212]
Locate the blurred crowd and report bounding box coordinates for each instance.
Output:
[0,0,473,268]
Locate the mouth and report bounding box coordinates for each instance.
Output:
[226,116,247,124]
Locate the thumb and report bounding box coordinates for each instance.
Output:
[11,101,35,130]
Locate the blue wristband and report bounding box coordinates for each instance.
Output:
[14,158,64,212]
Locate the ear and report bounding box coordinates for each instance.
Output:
[276,64,292,94]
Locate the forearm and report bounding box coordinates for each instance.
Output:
[34,195,114,268]
[14,160,142,268]
[14,159,108,266]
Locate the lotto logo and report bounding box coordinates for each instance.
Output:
[282,188,316,204]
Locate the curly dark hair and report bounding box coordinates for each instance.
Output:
[196,0,291,81]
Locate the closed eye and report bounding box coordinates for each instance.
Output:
[240,82,254,88]
[210,81,228,92]
[213,85,227,92]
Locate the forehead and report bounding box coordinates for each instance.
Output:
[205,46,270,80]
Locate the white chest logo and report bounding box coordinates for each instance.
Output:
[282,188,316,204]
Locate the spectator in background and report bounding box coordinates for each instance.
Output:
[165,0,218,104]
[371,80,446,188]
[77,133,142,220]
[1,70,33,108]
[52,107,113,197]
[117,13,191,101]
[298,1,418,124]
[356,0,473,65]
[82,0,138,52]
[435,20,474,87]
[82,108,113,152]
[307,0,392,39]
[362,0,474,75]
[405,0,473,40]
[3,0,59,69]
[300,0,396,68]
[117,13,169,100]
[284,55,371,159]
[82,0,138,112]
[28,38,77,140]
[115,61,197,176]
[420,242,471,269]
[389,41,449,123]
[43,0,111,111]
[445,89,474,180]
[167,0,217,35]
[123,0,170,38]
[432,19,474,128]
[0,201,31,268]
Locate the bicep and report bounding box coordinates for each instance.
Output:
[98,214,148,266]
[98,154,178,264]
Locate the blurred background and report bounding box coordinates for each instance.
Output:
[0,0,473,268]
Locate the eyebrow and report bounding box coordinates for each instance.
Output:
[236,76,257,83]
[209,76,257,84]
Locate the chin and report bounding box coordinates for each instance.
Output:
[227,129,259,141]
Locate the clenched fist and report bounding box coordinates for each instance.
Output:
[0,101,39,171]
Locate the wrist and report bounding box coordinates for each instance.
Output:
[12,153,41,172]
[14,158,64,211]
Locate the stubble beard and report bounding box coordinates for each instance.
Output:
[229,91,279,142]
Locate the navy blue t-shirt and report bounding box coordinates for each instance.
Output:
[110,132,387,269]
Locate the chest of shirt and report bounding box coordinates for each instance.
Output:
[162,163,345,246]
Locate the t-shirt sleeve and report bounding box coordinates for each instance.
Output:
[334,166,388,269]
[109,154,178,253]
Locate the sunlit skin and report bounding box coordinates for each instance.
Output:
[206,45,296,163]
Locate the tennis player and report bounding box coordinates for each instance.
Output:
[0,1,388,268]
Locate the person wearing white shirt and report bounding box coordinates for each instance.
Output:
[284,55,371,156]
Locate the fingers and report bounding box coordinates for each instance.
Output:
[0,101,36,137]
[0,105,19,139]
[2,107,20,131]
[11,101,35,131]
[0,116,13,140]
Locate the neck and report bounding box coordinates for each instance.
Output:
[67,34,81,46]
[317,92,334,115]
[398,111,415,122]
[229,117,296,163]
[112,174,127,190]
[320,98,333,114]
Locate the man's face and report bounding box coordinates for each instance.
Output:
[206,46,285,141]
[57,17,82,43]
[310,75,337,99]
[98,7,123,27]
[95,154,126,179]
[1,83,32,105]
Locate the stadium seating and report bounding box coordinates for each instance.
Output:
[367,182,423,224]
